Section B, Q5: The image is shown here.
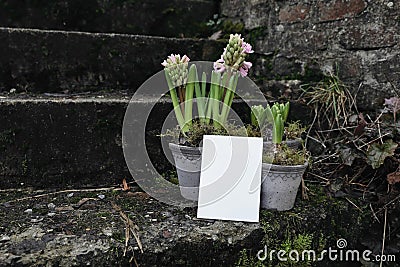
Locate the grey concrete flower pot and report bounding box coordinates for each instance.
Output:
[169,143,202,201]
[261,162,308,211]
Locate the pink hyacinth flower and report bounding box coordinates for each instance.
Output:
[169,54,177,63]
[214,58,226,73]
[242,42,254,54]
[239,61,252,77]
[181,55,190,63]
[161,54,190,67]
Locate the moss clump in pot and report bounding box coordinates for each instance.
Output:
[263,144,310,166]
[285,121,307,141]
[164,120,259,147]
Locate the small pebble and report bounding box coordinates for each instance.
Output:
[161,211,172,217]
[67,193,74,198]
[47,203,56,210]
[162,229,172,238]
[24,209,33,214]
[276,25,284,32]
[151,219,157,222]
[102,229,113,237]
[31,218,43,223]
[98,194,105,200]
[9,88,16,93]
[0,236,10,242]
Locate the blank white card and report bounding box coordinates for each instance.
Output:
[197,135,263,222]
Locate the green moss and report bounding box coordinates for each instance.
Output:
[96,211,111,218]
[222,20,245,36]
[263,144,310,165]
[21,156,29,176]
[0,129,15,151]
[204,17,245,40]
[165,121,250,147]
[246,27,268,45]
[94,118,121,131]
[285,121,306,140]
[108,49,120,57]
[236,249,264,267]
[235,182,371,266]
[302,65,324,83]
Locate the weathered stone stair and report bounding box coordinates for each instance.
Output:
[0,26,225,189]
[0,0,218,37]
[0,2,272,266]
[0,1,393,267]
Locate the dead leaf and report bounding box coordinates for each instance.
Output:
[162,229,172,238]
[340,147,358,166]
[55,206,74,212]
[122,178,130,191]
[72,197,97,209]
[209,30,222,40]
[387,171,400,185]
[354,113,367,136]
[384,97,400,114]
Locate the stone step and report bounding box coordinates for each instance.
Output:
[0,27,224,94]
[0,186,374,266]
[0,0,218,37]
[0,189,264,266]
[0,94,253,189]
[0,93,132,189]
[0,91,310,189]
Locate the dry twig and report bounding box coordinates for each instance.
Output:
[301,178,309,200]
[369,204,380,223]
[380,208,388,267]
[345,197,363,212]
[111,202,143,254]
[1,187,117,205]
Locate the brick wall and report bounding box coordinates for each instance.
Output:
[221,0,400,110]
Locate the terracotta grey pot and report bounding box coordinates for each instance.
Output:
[169,143,202,201]
[261,162,308,211]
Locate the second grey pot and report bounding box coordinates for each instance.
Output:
[261,162,308,211]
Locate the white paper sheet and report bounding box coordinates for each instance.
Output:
[197,135,263,222]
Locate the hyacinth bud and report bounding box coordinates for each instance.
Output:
[161,54,190,87]
[233,51,239,60]
[213,33,253,77]
[221,34,245,70]
[226,51,232,61]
